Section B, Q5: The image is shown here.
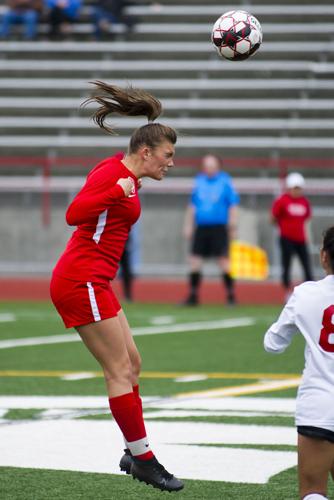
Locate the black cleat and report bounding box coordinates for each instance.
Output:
[119,448,133,474]
[131,457,184,492]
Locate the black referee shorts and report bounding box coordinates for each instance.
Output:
[297,425,334,444]
[192,224,229,258]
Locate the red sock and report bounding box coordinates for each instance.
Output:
[109,392,153,461]
[133,384,143,415]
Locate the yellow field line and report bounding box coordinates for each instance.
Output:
[176,378,301,399]
[0,370,300,379]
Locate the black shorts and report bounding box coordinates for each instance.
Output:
[192,224,229,258]
[297,426,334,444]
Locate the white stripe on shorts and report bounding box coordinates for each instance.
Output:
[87,282,101,322]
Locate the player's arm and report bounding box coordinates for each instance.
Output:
[264,293,298,354]
[270,198,280,225]
[66,177,134,226]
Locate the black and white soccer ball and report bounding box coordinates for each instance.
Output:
[211,10,263,61]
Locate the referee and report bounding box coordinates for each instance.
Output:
[182,154,240,305]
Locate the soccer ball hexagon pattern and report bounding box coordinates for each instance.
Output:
[211,10,263,61]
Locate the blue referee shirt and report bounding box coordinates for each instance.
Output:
[191,172,240,226]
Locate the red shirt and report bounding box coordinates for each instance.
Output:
[53,155,141,282]
[271,193,311,243]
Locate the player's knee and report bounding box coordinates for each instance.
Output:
[104,356,132,385]
[303,494,328,500]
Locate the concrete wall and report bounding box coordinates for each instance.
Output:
[0,191,329,278]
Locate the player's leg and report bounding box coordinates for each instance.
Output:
[216,225,235,304]
[184,226,209,305]
[183,251,204,305]
[76,318,153,458]
[298,433,334,499]
[76,318,183,491]
[120,246,134,302]
[117,310,183,491]
[117,309,142,472]
[295,242,313,283]
[280,236,293,295]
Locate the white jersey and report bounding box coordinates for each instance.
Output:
[264,275,334,431]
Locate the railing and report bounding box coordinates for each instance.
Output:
[1,155,334,226]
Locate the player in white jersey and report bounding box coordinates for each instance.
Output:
[264,226,334,500]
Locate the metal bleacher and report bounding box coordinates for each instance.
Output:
[0,0,333,168]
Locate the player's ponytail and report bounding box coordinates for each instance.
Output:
[83,80,177,153]
[83,80,162,133]
[322,226,334,272]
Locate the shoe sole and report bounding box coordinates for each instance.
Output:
[132,473,184,492]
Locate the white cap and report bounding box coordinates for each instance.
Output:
[286,172,305,189]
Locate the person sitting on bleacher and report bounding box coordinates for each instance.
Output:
[92,0,136,40]
[44,0,81,39]
[0,0,42,40]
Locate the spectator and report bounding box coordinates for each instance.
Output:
[92,0,136,40]
[264,226,334,500]
[45,0,81,39]
[182,154,239,306]
[271,172,313,298]
[0,0,42,40]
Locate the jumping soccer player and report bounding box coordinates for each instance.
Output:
[50,81,184,492]
[264,226,334,500]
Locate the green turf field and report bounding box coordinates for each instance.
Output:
[0,301,333,499]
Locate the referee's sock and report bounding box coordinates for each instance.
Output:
[109,391,154,461]
[190,271,201,297]
[222,272,235,303]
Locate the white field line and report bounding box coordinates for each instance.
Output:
[0,396,296,413]
[0,419,297,483]
[0,313,16,322]
[0,317,254,349]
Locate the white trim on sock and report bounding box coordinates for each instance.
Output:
[127,436,151,457]
[303,494,328,500]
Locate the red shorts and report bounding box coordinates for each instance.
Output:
[50,274,121,328]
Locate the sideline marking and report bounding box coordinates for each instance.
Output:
[0,317,255,349]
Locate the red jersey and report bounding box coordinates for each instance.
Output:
[53,155,141,282]
[271,193,311,243]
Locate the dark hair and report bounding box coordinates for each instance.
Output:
[83,80,177,153]
[322,226,334,271]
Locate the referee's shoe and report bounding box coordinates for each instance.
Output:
[131,456,184,492]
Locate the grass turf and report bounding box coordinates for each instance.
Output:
[0,301,318,500]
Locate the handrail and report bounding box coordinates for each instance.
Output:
[1,156,334,172]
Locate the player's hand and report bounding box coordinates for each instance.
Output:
[117,177,135,197]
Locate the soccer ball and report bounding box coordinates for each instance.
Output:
[211,10,263,61]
